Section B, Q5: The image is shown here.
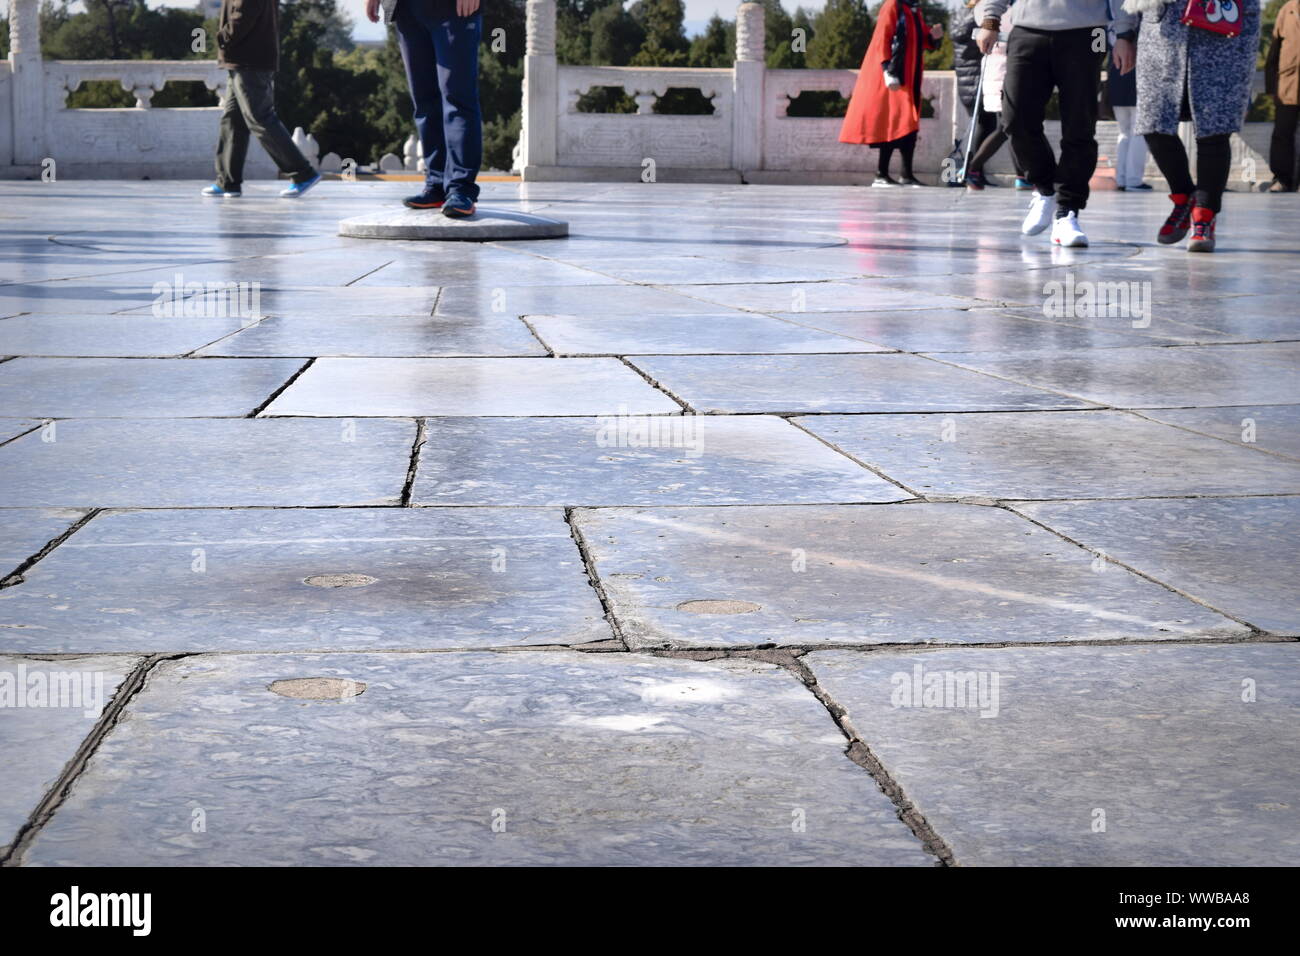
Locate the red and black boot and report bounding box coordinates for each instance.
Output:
[1187,206,1217,253]
[1157,193,1194,245]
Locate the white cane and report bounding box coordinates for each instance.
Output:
[958,53,988,183]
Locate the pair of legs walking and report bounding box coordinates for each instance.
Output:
[212,68,318,197]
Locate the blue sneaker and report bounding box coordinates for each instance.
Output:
[404,185,446,209]
[202,183,241,198]
[1014,177,1033,191]
[280,172,321,198]
[442,192,476,218]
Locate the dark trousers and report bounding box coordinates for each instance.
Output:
[1001,25,1104,211]
[215,68,315,189]
[1144,131,1232,212]
[395,1,482,200]
[967,103,1025,176]
[1270,102,1299,190]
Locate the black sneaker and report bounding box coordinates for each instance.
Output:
[442,193,476,218]
[404,186,446,209]
[897,176,925,188]
[871,174,900,188]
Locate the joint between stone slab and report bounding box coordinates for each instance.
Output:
[617,357,695,414]
[516,314,556,356]
[400,418,428,507]
[0,508,100,591]
[246,357,314,418]
[996,500,1271,635]
[564,507,629,651]
[783,416,924,499]
[0,652,174,867]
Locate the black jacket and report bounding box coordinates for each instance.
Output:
[217,0,280,71]
[951,4,983,113]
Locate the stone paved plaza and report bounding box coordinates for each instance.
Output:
[1,179,1298,867]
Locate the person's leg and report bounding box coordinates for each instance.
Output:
[877,143,896,177]
[1049,27,1103,212]
[898,130,918,180]
[396,0,446,193]
[1113,105,1134,188]
[1269,103,1298,190]
[1001,27,1058,196]
[230,69,315,183]
[431,9,483,202]
[1192,133,1232,213]
[969,126,1008,175]
[1144,132,1195,195]
[968,105,999,174]
[215,72,250,190]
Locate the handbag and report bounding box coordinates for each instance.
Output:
[1181,0,1244,37]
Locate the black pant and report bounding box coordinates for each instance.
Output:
[1270,102,1299,190]
[215,68,315,190]
[877,131,917,178]
[1144,132,1231,212]
[967,103,1025,176]
[1001,26,1104,211]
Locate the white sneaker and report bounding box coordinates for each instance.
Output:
[1021,190,1056,236]
[1050,211,1089,248]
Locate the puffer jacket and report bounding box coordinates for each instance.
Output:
[952,4,982,113]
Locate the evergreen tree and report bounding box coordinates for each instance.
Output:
[806,0,871,69]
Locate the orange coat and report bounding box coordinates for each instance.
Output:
[839,0,934,146]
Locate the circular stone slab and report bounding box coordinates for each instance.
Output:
[338,207,568,241]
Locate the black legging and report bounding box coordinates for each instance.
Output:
[878,130,918,178]
[1144,131,1231,212]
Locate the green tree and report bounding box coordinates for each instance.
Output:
[688,14,733,68]
[629,0,689,66]
[806,0,871,69]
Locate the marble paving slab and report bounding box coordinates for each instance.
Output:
[775,309,1193,352]
[434,283,747,317]
[1013,497,1300,634]
[0,508,609,654]
[20,652,931,866]
[338,207,568,240]
[0,418,414,507]
[806,643,1300,865]
[0,419,40,444]
[526,312,891,355]
[795,410,1300,499]
[627,354,1091,414]
[0,314,247,357]
[195,314,546,357]
[661,281,970,314]
[934,344,1300,409]
[1139,404,1300,460]
[410,416,908,506]
[122,286,440,319]
[264,357,682,417]
[0,357,304,418]
[570,504,1243,648]
[0,655,139,857]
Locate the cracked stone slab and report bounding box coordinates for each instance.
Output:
[1139,405,1300,461]
[264,357,681,417]
[0,509,87,578]
[0,508,608,654]
[411,416,908,507]
[195,314,546,357]
[21,652,932,866]
[0,315,248,357]
[0,654,139,857]
[571,504,1244,648]
[1013,497,1300,634]
[773,309,1193,352]
[0,418,414,507]
[659,281,968,313]
[0,357,304,418]
[795,411,1300,499]
[805,643,1300,865]
[628,354,1090,414]
[526,313,891,356]
[934,344,1300,409]
[338,207,568,240]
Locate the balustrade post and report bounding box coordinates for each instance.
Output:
[521,0,557,174]
[8,0,47,166]
[733,2,765,176]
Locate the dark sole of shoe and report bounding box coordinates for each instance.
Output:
[404,201,444,209]
[1157,231,1189,245]
[442,206,476,218]
[1187,241,1215,253]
